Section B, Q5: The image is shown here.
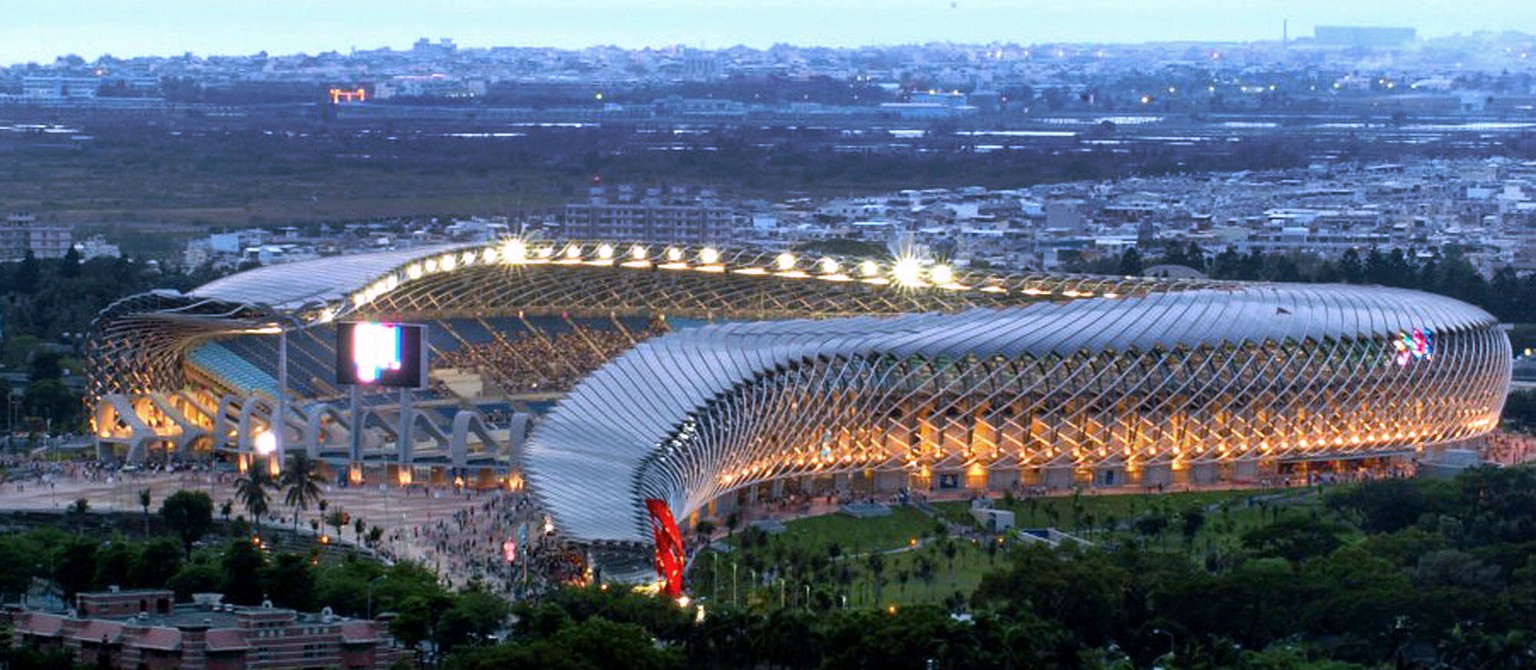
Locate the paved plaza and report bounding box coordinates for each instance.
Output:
[0,468,491,567]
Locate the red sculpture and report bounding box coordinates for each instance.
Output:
[644,498,686,598]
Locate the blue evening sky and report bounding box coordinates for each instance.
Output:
[1,0,1528,65]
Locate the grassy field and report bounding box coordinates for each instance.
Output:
[761,506,942,555]
[696,486,1334,609]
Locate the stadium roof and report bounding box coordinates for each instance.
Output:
[188,244,473,309]
[524,284,1499,543]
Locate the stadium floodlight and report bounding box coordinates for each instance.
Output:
[930,264,954,285]
[254,429,276,456]
[501,239,527,263]
[892,257,924,287]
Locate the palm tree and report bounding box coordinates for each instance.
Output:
[280,451,323,533]
[235,467,275,535]
[137,488,152,537]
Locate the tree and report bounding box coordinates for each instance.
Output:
[235,467,276,533]
[694,519,716,547]
[138,488,152,538]
[15,250,39,293]
[437,591,511,653]
[446,616,683,670]
[128,538,183,588]
[326,509,348,540]
[60,246,81,278]
[1325,477,1429,534]
[66,498,90,535]
[1118,247,1143,276]
[54,538,97,599]
[94,541,137,591]
[1181,507,1206,550]
[280,451,323,533]
[867,552,886,605]
[221,540,267,605]
[160,490,214,558]
[1241,515,1345,564]
[262,553,317,611]
[167,561,221,601]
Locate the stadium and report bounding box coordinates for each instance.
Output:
[86,239,1511,551]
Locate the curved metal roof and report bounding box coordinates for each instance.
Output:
[88,239,1215,406]
[188,244,473,309]
[522,284,1500,543]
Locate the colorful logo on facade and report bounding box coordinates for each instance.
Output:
[1393,328,1434,366]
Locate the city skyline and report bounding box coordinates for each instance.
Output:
[4,0,1534,66]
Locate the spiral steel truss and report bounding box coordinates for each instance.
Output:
[523,285,1510,544]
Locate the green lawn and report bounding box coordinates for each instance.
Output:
[694,487,1340,609]
[765,507,944,556]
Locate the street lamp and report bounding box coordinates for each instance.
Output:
[366,574,389,619]
[1153,628,1175,664]
[247,305,319,468]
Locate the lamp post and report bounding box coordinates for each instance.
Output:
[276,322,289,465]
[239,313,300,472]
[366,574,389,619]
[1153,628,1175,665]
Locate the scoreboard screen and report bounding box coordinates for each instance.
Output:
[335,322,427,388]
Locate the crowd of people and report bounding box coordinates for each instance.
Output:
[1484,431,1536,465]
[433,320,667,395]
[409,488,588,597]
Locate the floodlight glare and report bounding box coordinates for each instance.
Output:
[502,239,528,263]
[930,264,954,285]
[254,430,276,456]
[892,257,924,287]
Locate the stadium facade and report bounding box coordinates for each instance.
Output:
[86,240,1510,546]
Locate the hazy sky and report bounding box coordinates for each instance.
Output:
[2,0,1531,65]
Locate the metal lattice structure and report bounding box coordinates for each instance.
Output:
[84,240,1511,548]
[86,240,1199,405]
[524,285,1510,543]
